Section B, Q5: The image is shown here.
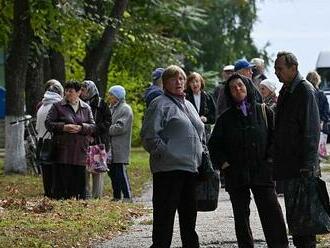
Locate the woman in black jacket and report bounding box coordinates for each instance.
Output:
[208,74,288,248]
[185,72,215,140]
[81,80,112,199]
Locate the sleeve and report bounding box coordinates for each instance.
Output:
[299,86,321,169]
[109,105,132,136]
[207,115,227,170]
[265,105,275,160]
[319,92,329,122]
[205,92,216,124]
[95,100,112,135]
[45,103,65,133]
[140,100,167,155]
[80,106,96,135]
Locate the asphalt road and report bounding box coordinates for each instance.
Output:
[95,164,330,248]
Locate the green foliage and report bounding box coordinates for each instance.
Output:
[108,67,146,146]
[0,0,13,46]
[182,0,269,72]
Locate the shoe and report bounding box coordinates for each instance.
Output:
[123,198,133,203]
[111,198,121,202]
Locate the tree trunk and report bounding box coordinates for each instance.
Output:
[83,0,128,97]
[4,0,31,174]
[49,49,65,83]
[26,39,45,117]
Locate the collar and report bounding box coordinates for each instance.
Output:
[287,72,304,93]
[60,98,89,108]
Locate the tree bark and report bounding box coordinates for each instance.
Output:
[49,49,65,83]
[25,38,45,117]
[83,0,128,96]
[4,0,31,174]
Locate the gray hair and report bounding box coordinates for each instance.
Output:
[306,71,321,88]
[276,51,298,67]
[48,81,64,97]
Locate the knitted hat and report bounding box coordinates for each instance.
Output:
[108,85,126,100]
[260,79,276,93]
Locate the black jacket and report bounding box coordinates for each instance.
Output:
[208,74,274,191]
[89,96,112,152]
[185,89,216,125]
[315,89,330,123]
[274,73,320,180]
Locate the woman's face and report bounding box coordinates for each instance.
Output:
[80,86,88,100]
[189,77,202,94]
[259,84,272,98]
[164,72,186,96]
[229,78,247,103]
[65,88,81,103]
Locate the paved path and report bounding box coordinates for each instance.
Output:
[95,165,330,248]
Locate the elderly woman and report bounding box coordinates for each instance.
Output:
[208,74,288,248]
[141,65,203,248]
[45,80,95,200]
[36,80,64,198]
[81,80,112,199]
[307,71,330,131]
[185,72,215,140]
[259,79,277,111]
[107,85,133,202]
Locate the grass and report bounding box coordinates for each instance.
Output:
[0,147,151,248]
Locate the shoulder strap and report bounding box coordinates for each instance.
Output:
[261,103,268,128]
[165,94,203,143]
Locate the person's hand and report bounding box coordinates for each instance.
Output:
[221,161,230,170]
[200,116,207,123]
[63,124,81,133]
[300,168,313,177]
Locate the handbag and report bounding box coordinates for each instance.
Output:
[285,176,330,235]
[196,170,220,211]
[36,131,54,164]
[198,148,216,181]
[86,143,108,173]
[86,102,109,173]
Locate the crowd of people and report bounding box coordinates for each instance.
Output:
[36,79,133,201]
[34,50,329,248]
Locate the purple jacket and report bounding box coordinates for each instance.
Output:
[45,99,96,166]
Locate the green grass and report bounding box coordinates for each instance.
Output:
[0,147,151,248]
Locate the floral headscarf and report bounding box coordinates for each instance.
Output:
[81,80,99,101]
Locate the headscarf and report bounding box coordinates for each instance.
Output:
[224,73,255,116]
[81,80,99,101]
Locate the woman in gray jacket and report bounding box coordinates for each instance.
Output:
[141,65,204,248]
[107,85,133,202]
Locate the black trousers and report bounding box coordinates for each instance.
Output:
[52,163,86,200]
[228,186,288,248]
[108,163,132,199]
[40,162,54,198]
[151,170,199,248]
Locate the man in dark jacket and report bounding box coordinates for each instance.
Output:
[274,51,320,248]
[143,68,164,107]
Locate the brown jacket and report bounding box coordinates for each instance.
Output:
[45,99,95,166]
